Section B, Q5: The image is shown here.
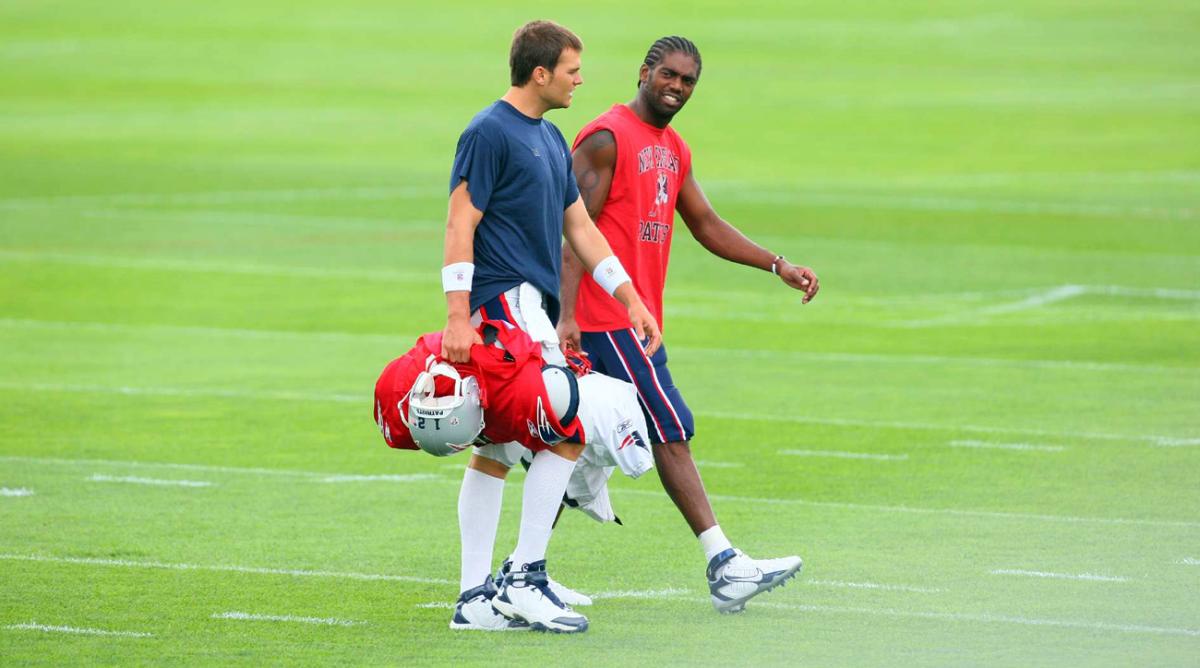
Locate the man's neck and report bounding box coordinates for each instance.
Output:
[501,87,548,119]
[627,97,670,129]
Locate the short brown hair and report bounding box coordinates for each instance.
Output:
[509,20,583,86]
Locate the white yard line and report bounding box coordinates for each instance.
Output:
[903,285,1086,327]
[590,588,692,600]
[989,569,1130,583]
[88,474,213,488]
[975,285,1089,316]
[414,602,455,609]
[806,579,944,593]
[612,488,1200,529]
[4,621,152,638]
[756,603,1200,638]
[780,449,909,462]
[1155,438,1200,448]
[2,455,344,478]
[1179,558,1200,566]
[0,554,451,585]
[949,440,1066,453]
[212,611,366,627]
[901,284,1200,328]
[1088,285,1200,300]
[0,455,451,486]
[1,487,34,497]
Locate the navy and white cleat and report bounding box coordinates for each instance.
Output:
[497,558,593,607]
[449,576,530,631]
[492,560,589,633]
[706,548,803,614]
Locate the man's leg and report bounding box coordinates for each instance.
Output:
[458,454,509,592]
[580,329,802,613]
[653,440,729,554]
[493,441,589,633]
[510,442,584,566]
[451,445,529,631]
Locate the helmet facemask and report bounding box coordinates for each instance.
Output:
[403,359,485,456]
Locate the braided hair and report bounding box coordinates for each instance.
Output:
[639,36,701,88]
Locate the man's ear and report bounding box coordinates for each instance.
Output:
[638,63,650,87]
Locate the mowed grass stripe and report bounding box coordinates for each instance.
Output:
[756,603,1200,638]
[0,554,451,585]
[612,489,1200,529]
[0,250,432,283]
[1,379,1193,447]
[2,317,1191,375]
[4,453,1195,530]
[3,182,1194,220]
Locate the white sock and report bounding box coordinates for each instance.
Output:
[509,451,576,569]
[698,525,733,562]
[458,467,505,593]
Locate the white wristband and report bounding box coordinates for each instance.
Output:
[442,262,474,293]
[592,255,631,296]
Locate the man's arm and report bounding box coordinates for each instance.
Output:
[441,181,485,362]
[561,200,662,355]
[676,171,820,303]
[559,130,616,352]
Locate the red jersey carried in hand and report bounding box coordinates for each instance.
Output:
[572,104,692,331]
[373,321,581,453]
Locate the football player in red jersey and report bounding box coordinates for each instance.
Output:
[558,36,820,614]
[375,320,653,632]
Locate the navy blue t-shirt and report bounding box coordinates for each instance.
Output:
[449,100,580,323]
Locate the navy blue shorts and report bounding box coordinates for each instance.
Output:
[580,328,694,444]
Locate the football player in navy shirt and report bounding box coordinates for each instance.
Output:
[436,21,660,633]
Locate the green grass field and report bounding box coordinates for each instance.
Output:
[2,0,1198,665]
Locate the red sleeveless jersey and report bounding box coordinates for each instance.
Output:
[572,104,691,331]
[373,321,581,453]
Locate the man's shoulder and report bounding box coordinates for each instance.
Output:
[460,103,516,143]
[573,105,624,149]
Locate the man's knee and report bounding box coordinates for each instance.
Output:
[468,454,511,479]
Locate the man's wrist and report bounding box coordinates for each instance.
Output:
[593,255,632,296]
[442,262,474,293]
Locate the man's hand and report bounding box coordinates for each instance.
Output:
[778,261,820,304]
[556,315,583,354]
[627,302,663,356]
[441,315,481,363]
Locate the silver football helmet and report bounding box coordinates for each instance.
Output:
[403,358,484,457]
